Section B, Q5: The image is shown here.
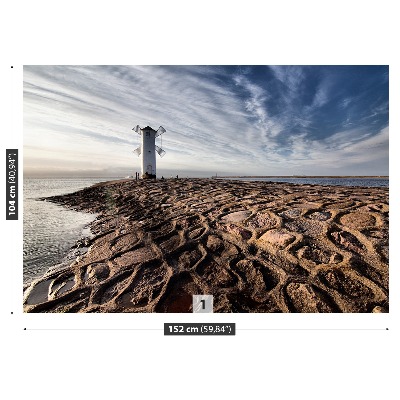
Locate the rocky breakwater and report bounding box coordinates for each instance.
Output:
[23,178,389,313]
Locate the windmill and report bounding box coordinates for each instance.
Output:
[133,125,166,179]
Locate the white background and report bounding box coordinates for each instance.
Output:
[1,1,398,399]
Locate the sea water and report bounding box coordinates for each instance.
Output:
[228,177,389,187]
[23,178,113,285]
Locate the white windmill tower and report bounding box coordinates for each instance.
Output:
[132,125,166,179]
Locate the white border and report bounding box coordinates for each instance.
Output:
[2,1,398,397]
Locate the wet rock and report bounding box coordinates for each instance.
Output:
[73,237,92,248]
[24,278,52,305]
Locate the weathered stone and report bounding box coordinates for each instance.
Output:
[331,230,364,253]
[114,247,157,267]
[259,229,295,248]
[206,235,224,252]
[86,263,109,280]
[221,210,252,223]
[340,212,376,229]
[285,282,333,312]
[24,178,388,313]
[372,305,388,313]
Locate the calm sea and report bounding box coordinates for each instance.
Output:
[23,176,388,286]
[227,177,389,187]
[23,178,113,285]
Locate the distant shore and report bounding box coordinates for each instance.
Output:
[23,178,389,313]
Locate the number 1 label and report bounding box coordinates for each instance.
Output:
[193,295,213,313]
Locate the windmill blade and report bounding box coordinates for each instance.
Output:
[155,145,166,158]
[132,125,141,134]
[155,126,166,137]
[133,146,141,156]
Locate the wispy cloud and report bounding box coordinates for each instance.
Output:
[23,65,389,177]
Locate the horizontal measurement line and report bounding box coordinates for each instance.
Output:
[238,328,388,331]
[25,328,163,331]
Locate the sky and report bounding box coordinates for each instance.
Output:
[23,65,389,177]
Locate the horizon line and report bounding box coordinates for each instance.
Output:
[23,175,389,179]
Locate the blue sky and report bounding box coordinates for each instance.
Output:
[23,65,389,177]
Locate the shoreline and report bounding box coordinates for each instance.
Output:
[23,178,389,313]
[22,177,108,287]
